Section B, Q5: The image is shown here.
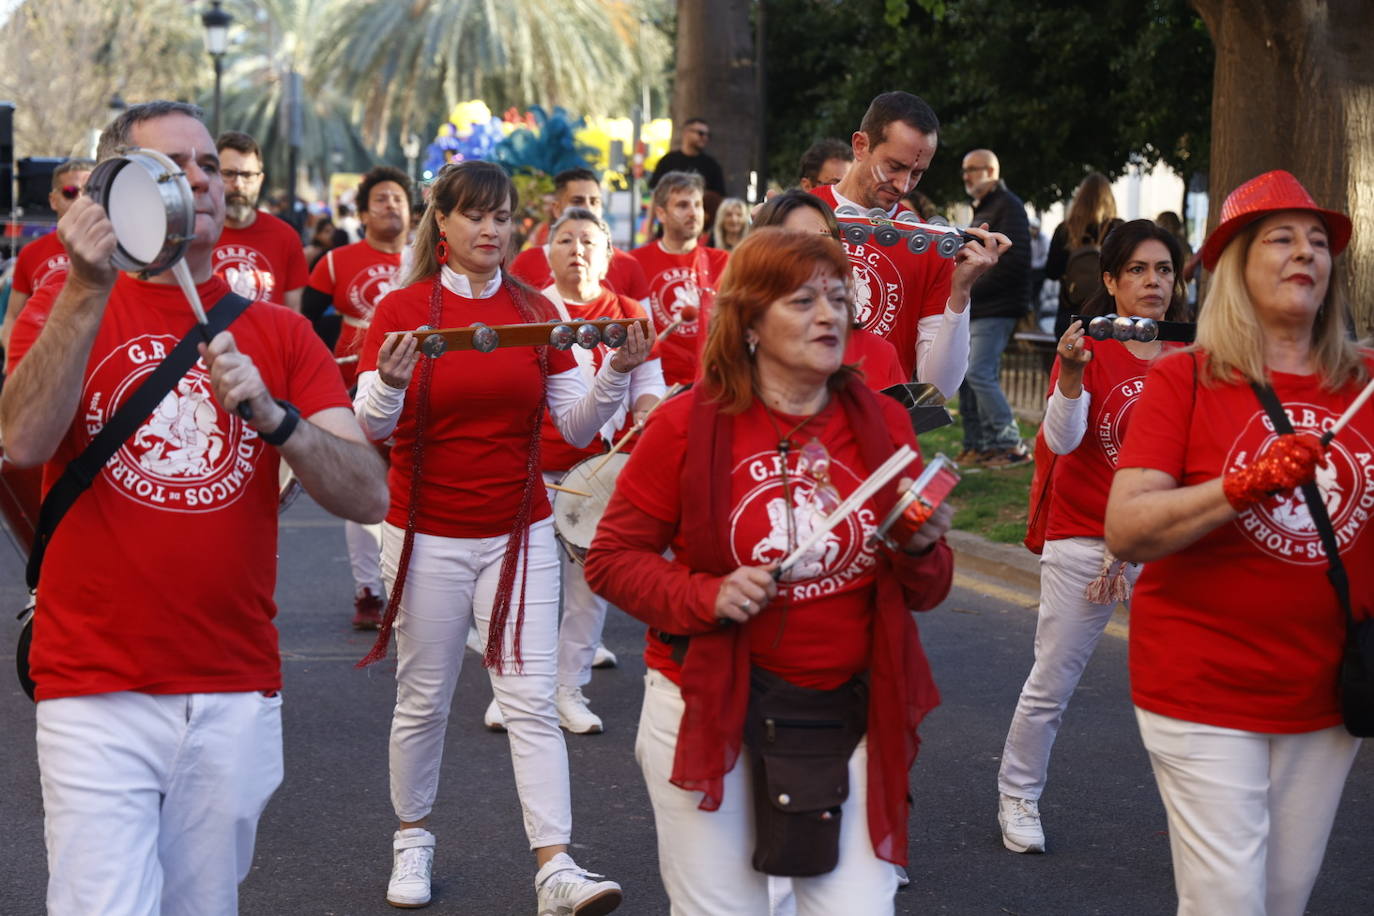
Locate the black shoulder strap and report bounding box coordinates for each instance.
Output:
[25,291,254,589]
[1249,382,1354,627]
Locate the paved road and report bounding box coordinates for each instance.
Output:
[2,499,1371,915]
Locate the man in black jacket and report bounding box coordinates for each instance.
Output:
[648,118,726,196]
[957,149,1032,467]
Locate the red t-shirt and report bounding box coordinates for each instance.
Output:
[359,281,576,538]
[1118,350,1374,733]
[628,241,729,386]
[539,289,651,472]
[10,275,349,701]
[307,240,403,387]
[12,231,68,296]
[846,329,906,390]
[811,185,953,379]
[616,394,920,689]
[1045,340,1164,540]
[213,211,309,306]
[509,246,650,301]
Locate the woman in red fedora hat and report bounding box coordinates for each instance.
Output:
[1104,169,1370,916]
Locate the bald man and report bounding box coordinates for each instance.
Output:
[958,148,1032,468]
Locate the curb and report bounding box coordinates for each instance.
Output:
[946,529,1041,595]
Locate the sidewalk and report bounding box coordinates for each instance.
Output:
[945,528,1131,639]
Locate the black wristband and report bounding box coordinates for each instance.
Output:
[259,399,301,447]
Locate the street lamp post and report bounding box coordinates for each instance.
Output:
[201,1,232,138]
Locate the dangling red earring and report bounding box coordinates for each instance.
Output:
[435,232,449,265]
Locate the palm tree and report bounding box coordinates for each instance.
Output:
[214,0,379,191]
[312,0,669,151]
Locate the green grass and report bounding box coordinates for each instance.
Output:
[916,399,1038,545]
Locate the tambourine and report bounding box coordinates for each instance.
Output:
[834,204,975,259]
[84,147,195,278]
[869,454,960,550]
[409,317,652,358]
[1070,314,1196,344]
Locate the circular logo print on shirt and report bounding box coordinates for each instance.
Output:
[85,334,265,513]
[650,267,705,338]
[1227,402,1374,565]
[1095,373,1147,465]
[33,254,70,291]
[213,243,275,302]
[843,242,902,338]
[729,449,878,600]
[346,263,400,317]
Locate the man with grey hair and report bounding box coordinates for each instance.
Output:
[1,157,95,366]
[958,147,1032,468]
[629,170,728,385]
[0,99,388,915]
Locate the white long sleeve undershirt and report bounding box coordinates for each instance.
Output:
[915,304,971,398]
[1042,383,1091,455]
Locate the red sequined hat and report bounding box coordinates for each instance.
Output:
[1200,170,1351,270]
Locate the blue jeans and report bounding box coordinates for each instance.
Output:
[959,316,1021,452]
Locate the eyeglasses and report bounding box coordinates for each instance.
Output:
[961,166,990,175]
[690,128,710,137]
[222,169,263,182]
[59,185,82,200]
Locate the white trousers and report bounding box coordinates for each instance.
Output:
[345,519,384,595]
[1135,707,1361,916]
[382,517,572,848]
[998,536,1140,800]
[36,690,283,916]
[635,669,897,916]
[544,472,609,689]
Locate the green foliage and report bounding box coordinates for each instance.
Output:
[764,0,1213,210]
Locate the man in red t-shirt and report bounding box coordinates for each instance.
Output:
[212,131,308,311]
[629,171,729,385]
[2,157,95,370]
[0,101,387,916]
[509,167,649,300]
[303,164,412,628]
[811,91,1010,394]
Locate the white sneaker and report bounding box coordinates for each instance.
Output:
[998,794,1045,853]
[591,644,617,669]
[556,686,604,734]
[387,827,435,908]
[484,697,506,732]
[535,852,621,915]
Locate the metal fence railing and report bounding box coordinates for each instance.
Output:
[1001,331,1056,423]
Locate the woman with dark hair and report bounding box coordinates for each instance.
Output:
[1105,172,1369,915]
[584,228,955,913]
[997,220,1187,854]
[353,161,647,912]
[752,190,905,390]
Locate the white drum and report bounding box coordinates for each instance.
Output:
[83,146,195,277]
[552,452,629,563]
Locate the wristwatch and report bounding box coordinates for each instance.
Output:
[259,399,301,447]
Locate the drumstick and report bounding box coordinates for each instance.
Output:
[1322,377,1374,446]
[774,445,918,579]
[336,355,360,365]
[547,482,593,498]
[172,260,253,421]
[590,383,687,476]
[655,305,700,343]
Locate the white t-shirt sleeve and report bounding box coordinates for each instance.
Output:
[354,369,406,441]
[1042,384,1090,455]
[547,363,633,448]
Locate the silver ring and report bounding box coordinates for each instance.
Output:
[1065,343,1074,351]
[740,599,753,612]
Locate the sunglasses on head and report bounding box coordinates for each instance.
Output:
[59,185,82,200]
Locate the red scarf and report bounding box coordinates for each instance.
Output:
[671,378,941,866]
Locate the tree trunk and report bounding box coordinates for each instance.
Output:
[672,0,759,198]
[1192,0,1374,333]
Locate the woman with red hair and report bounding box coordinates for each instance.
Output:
[585,228,955,913]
